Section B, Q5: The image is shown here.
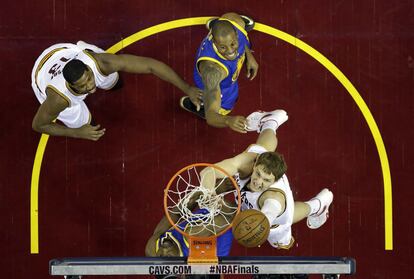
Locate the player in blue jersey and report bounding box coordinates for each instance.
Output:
[180,12,258,133]
[145,208,234,257]
[145,196,236,257]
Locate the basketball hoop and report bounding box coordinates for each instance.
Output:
[163,163,241,264]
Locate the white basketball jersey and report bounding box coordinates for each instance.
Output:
[235,144,294,229]
[237,174,294,228]
[32,42,118,107]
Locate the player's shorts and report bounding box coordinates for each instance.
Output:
[268,224,294,249]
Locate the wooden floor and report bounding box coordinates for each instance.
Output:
[1,0,413,278]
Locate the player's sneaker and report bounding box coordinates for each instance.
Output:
[206,15,255,31]
[246,109,288,132]
[180,96,205,119]
[307,188,334,229]
[240,15,255,31]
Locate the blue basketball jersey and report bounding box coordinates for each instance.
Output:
[193,19,251,112]
[156,209,233,256]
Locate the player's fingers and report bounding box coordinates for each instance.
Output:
[235,121,247,133]
[92,124,101,130]
[92,133,104,140]
[237,116,247,122]
[250,68,258,80]
[236,127,247,133]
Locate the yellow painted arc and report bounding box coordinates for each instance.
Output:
[30,17,392,254]
[106,17,212,54]
[254,22,392,250]
[30,134,49,254]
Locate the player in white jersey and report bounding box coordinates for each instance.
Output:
[201,109,334,249]
[31,41,202,141]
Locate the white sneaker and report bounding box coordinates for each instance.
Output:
[246,109,288,132]
[307,188,333,229]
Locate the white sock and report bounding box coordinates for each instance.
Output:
[260,120,278,133]
[305,199,321,215]
[261,199,282,224]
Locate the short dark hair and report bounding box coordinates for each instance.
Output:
[63,59,87,84]
[212,20,236,38]
[255,152,287,181]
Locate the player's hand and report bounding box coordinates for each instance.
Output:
[226,116,248,133]
[73,124,106,141]
[246,54,259,80]
[185,86,203,111]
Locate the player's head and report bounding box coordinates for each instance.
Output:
[63,59,97,94]
[156,235,180,257]
[250,152,287,192]
[211,20,239,60]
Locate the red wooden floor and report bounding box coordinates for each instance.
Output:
[1,0,413,278]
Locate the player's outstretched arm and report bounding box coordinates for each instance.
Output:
[32,88,105,141]
[199,61,247,133]
[200,152,257,192]
[258,190,286,224]
[92,53,202,107]
[245,46,258,80]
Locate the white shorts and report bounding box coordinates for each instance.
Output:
[267,224,293,249]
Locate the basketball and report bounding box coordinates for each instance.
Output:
[232,209,270,248]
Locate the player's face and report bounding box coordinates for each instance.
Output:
[213,32,239,60]
[249,164,276,192]
[156,238,180,257]
[71,67,97,95]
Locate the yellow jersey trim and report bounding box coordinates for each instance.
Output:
[35,47,67,91]
[46,85,71,107]
[218,108,231,115]
[155,232,184,257]
[196,57,229,77]
[83,50,107,76]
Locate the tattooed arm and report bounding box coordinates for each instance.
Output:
[199,61,247,133]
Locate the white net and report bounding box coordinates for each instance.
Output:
[165,166,239,236]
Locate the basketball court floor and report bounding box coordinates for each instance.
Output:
[1,0,413,278]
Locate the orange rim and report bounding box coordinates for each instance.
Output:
[163,162,241,239]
